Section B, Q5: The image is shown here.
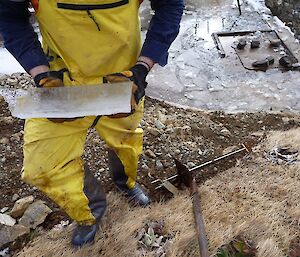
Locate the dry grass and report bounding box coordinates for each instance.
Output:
[16,128,300,257]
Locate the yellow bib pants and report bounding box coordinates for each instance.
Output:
[22,0,143,225]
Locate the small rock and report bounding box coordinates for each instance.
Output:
[12,194,19,202]
[156,160,164,170]
[187,162,196,168]
[0,214,16,226]
[2,117,14,125]
[269,39,281,47]
[155,120,165,130]
[174,149,181,154]
[0,138,9,145]
[10,195,34,219]
[145,149,156,158]
[0,207,9,214]
[251,39,260,48]
[19,200,52,229]
[282,117,290,125]
[0,224,30,250]
[148,127,160,137]
[10,133,21,142]
[220,128,232,137]
[237,39,247,49]
[251,131,265,137]
[141,163,149,171]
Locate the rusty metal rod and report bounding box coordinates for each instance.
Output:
[191,179,209,257]
[153,144,249,189]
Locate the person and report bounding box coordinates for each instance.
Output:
[0,0,184,247]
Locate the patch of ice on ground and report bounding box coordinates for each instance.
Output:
[0,48,25,75]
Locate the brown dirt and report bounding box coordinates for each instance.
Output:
[1,95,300,210]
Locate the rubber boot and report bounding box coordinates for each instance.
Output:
[72,223,99,247]
[71,166,107,247]
[108,149,150,207]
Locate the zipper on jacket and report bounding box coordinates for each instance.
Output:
[57,0,128,10]
[87,10,100,31]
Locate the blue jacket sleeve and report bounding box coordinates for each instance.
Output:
[0,0,48,73]
[140,0,184,66]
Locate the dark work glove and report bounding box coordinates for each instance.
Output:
[34,71,64,88]
[34,71,79,123]
[105,64,149,109]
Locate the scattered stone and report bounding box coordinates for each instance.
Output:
[154,120,165,130]
[1,117,14,125]
[0,208,9,214]
[279,56,293,68]
[237,39,247,49]
[0,224,30,250]
[187,161,196,168]
[0,214,16,227]
[250,131,265,137]
[269,39,281,47]
[145,149,156,158]
[148,127,160,137]
[0,138,9,145]
[174,149,181,155]
[252,56,274,68]
[10,196,34,219]
[155,160,164,170]
[12,194,19,202]
[251,39,260,48]
[220,128,232,137]
[19,200,52,229]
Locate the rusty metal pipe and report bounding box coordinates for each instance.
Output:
[175,159,209,257]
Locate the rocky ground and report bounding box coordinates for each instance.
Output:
[1,73,300,255]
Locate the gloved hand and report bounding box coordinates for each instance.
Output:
[105,64,149,111]
[34,71,78,123]
[34,71,64,88]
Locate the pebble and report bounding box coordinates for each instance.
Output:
[187,162,196,168]
[220,128,232,137]
[0,138,9,145]
[0,214,16,226]
[156,160,164,170]
[148,127,160,137]
[174,149,181,154]
[12,194,19,202]
[10,195,34,219]
[155,120,165,130]
[0,207,9,214]
[145,149,156,158]
[2,117,14,125]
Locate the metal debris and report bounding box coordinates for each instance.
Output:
[152,143,251,190]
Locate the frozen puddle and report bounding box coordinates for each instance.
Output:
[146,0,300,113]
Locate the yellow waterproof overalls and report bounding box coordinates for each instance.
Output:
[22,0,144,225]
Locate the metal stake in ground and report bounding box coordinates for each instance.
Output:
[153,143,251,190]
[175,159,209,257]
[237,0,242,15]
